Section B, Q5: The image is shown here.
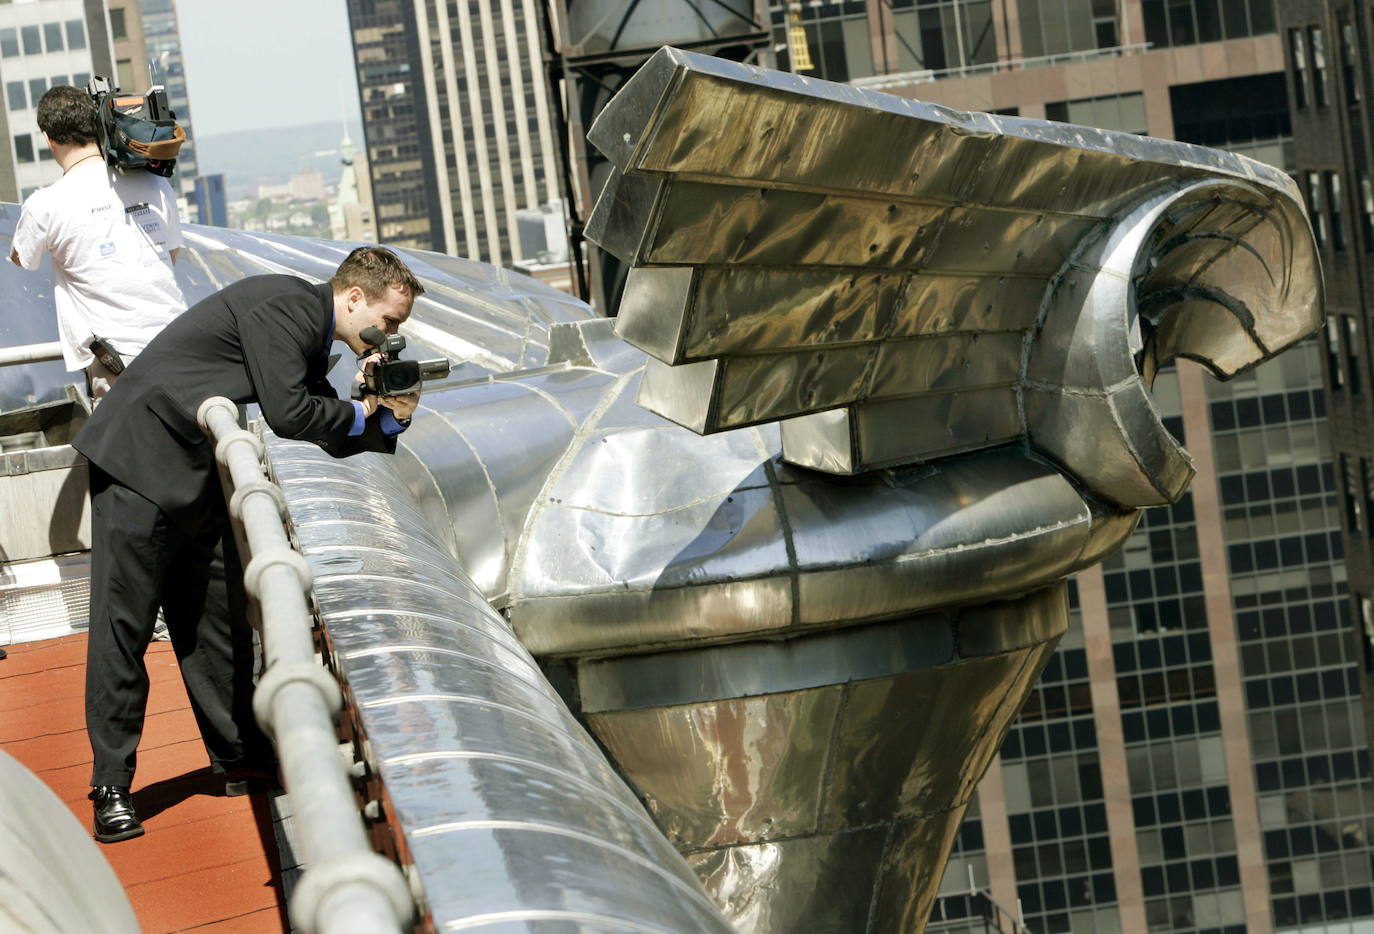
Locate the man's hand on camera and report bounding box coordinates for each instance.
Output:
[379,391,420,421]
[356,392,381,418]
[352,353,383,413]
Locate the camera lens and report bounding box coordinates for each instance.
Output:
[384,361,420,394]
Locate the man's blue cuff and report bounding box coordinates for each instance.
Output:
[380,408,409,436]
[348,401,366,436]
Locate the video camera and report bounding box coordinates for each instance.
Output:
[86,76,185,177]
[355,326,450,397]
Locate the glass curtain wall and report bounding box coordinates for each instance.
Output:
[1001,587,1123,934]
[1211,343,1374,930]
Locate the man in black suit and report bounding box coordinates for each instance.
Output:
[72,246,424,843]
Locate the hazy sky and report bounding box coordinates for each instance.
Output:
[176,0,363,138]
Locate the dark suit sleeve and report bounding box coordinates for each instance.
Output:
[301,358,398,457]
[346,413,400,456]
[238,295,360,454]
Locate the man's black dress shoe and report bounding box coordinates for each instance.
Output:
[90,785,144,843]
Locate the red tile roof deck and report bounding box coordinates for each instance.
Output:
[1,634,289,933]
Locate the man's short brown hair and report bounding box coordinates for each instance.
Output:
[329,246,425,301]
[37,85,98,146]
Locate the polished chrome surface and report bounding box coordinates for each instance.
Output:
[0,749,140,934]
[586,47,1322,490]
[0,48,1325,934]
[201,399,414,934]
[584,587,1065,928]
[266,434,734,934]
[1024,178,1317,506]
[0,213,590,410]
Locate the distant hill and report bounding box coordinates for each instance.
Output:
[192,120,365,201]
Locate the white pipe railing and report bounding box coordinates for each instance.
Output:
[197,396,413,934]
[0,341,62,367]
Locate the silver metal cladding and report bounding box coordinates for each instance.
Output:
[265,431,736,934]
[586,47,1322,487]
[581,586,1066,931]
[1025,177,1319,507]
[504,439,1118,655]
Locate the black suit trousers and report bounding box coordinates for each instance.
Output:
[86,465,269,787]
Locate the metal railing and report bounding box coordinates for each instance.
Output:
[927,868,1031,934]
[197,397,413,934]
[0,341,62,367]
[851,42,1151,91]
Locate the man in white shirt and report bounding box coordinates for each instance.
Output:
[10,84,185,402]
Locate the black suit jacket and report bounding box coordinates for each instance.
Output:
[74,275,396,530]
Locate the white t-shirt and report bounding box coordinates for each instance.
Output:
[12,159,186,371]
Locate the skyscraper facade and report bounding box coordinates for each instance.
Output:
[1279,0,1374,865]
[0,0,114,202]
[138,0,197,198]
[764,3,1369,933]
[345,0,559,265]
[107,0,150,94]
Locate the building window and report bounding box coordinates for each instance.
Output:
[0,27,15,58]
[65,19,85,50]
[1346,316,1360,394]
[1045,92,1147,134]
[1169,73,1292,153]
[1309,172,1329,250]
[1363,460,1374,541]
[1309,26,1328,106]
[1361,597,1374,672]
[5,80,23,111]
[116,59,135,92]
[1343,454,1360,530]
[42,20,62,52]
[1019,0,1117,59]
[21,24,39,54]
[13,133,33,163]
[771,1,875,82]
[1289,28,1309,108]
[1142,0,1275,49]
[27,77,45,108]
[110,8,127,40]
[1339,18,1359,104]
[1360,174,1374,252]
[893,0,996,72]
[1327,172,1346,252]
[1326,317,1343,388]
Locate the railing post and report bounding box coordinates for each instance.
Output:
[197,397,413,934]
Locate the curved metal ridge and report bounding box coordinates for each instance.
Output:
[198,399,413,934]
[264,433,735,934]
[0,750,140,934]
[0,214,594,411]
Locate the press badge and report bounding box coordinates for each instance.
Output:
[125,201,170,258]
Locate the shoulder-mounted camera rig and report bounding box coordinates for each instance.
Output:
[86,76,185,177]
